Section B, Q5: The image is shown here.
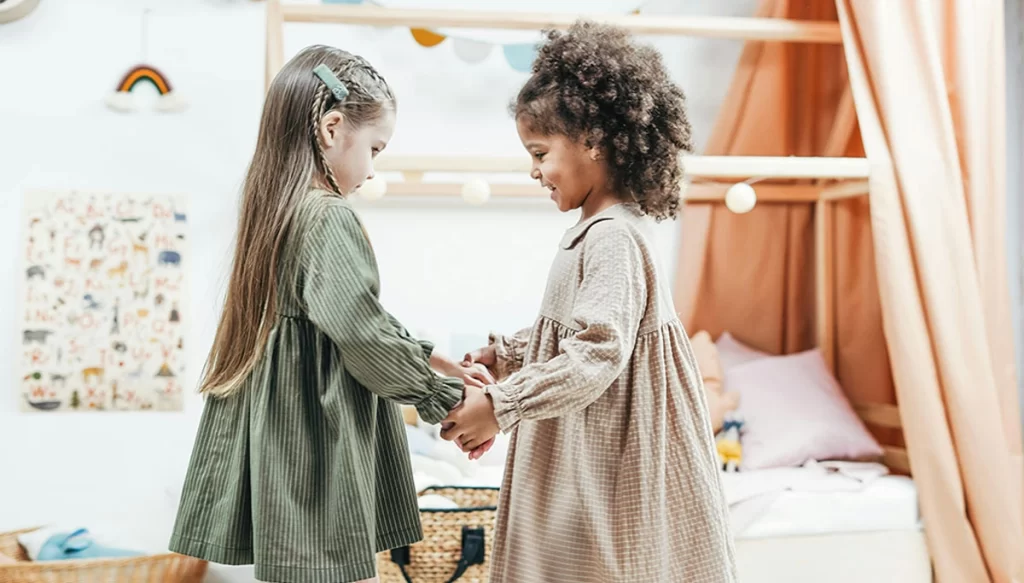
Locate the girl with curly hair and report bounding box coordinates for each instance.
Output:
[441,20,736,583]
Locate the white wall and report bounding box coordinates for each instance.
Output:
[0,1,750,580]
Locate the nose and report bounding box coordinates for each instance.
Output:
[366,167,375,181]
[530,168,541,180]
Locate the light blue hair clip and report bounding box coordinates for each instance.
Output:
[313,64,349,101]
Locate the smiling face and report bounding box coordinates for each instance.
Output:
[516,116,610,214]
[319,108,395,195]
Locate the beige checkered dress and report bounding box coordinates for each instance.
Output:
[483,203,736,582]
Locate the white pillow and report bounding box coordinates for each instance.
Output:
[727,348,884,470]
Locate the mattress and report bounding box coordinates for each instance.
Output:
[735,529,933,583]
[407,431,933,581]
[720,461,922,539]
[408,428,926,536]
[732,476,920,538]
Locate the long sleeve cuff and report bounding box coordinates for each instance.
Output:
[415,375,463,425]
[484,383,523,433]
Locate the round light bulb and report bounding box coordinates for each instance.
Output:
[461,179,491,205]
[357,175,387,200]
[725,182,757,214]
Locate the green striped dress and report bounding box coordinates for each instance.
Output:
[169,191,463,583]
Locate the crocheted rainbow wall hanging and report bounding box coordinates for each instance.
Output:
[105,64,188,113]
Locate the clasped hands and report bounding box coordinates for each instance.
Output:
[440,345,501,460]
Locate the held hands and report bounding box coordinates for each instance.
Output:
[441,385,500,459]
[431,351,498,460]
[458,362,494,389]
[432,353,495,389]
[447,344,501,460]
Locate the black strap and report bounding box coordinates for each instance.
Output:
[390,546,413,583]
[390,526,486,583]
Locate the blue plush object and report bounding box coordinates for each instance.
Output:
[36,529,144,561]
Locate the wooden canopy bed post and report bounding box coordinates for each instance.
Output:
[262,1,909,476]
[265,0,284,93]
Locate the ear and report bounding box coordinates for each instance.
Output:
[587,146,603,161]
[318,111,346,150]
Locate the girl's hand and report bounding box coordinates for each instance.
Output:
[445,362,495,388]
[431,353,495,388]
[441,386,499,452]
[468,436,495,460]
[457,435,495,461]
[460,362,495,387]
[462,345,497,368]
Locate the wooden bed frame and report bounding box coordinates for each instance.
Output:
[263,1,909,475]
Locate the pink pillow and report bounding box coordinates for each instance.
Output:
[726,348,883,470]
[716,332,771,370]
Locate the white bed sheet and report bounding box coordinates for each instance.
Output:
[722,462,921,538]
[406,426,923,541]
[733,474,920,539]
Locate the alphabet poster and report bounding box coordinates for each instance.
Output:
[19,191,188,412]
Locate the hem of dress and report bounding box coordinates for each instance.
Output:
[168,532,254,565]
[255,561,377,583]
[169,527,423,583]
[376,526,423,552]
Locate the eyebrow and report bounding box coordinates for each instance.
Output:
[524,141,546,149]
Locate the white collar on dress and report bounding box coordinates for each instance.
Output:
[559,203,641,249]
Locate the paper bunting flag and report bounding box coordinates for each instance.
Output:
[452,38,492,63]
[502,44,535,73]
[410,28,447,47]
[320,0,644,71]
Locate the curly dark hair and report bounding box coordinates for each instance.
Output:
[511,20,693,221]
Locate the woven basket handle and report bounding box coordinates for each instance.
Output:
[390,526,486,583]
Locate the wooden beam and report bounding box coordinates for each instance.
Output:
[822,179,870,200]
[369,182,545,199]
[265,0,284,92]
[815,198,835,373]
[360,181,827,203]
[883,446,912,474]
[686,156,869,179]
[374,155,871,180]
[853,402,903,429]
[685,183,822,203]
[280,4,843,44]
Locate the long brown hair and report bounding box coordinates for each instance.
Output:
[201,45,395,397]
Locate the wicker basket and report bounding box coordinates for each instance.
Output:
[377,486,498,583]
[0,527,208,583]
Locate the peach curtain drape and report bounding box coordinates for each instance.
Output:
[673,0,1024,580]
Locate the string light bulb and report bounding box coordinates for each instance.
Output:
[461,179,491,205]
[725,182,757,214]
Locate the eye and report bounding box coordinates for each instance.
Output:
[371,147,381,157]
[533,151,546,160]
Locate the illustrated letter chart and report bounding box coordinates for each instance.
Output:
[19,192,188,412]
